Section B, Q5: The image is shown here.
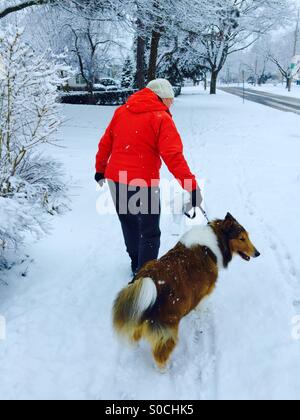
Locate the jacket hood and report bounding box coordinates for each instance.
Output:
[125,88,169,114]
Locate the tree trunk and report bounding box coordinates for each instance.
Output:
[210,70,218,95]
[147,30,161,83]
[87,82,94,104]
[136,30,146,89]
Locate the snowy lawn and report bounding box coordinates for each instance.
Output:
[0,86,300,400]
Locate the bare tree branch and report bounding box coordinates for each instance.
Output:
[0,0,53,19]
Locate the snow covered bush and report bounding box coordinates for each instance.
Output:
[59,89,137,106]
[0,24,69,267]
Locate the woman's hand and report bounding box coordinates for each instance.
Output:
[95,173,106,187]
[185,187,203,212]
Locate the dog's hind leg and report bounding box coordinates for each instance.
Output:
[151,325,179,372]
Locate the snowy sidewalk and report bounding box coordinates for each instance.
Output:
[0,87,300,400]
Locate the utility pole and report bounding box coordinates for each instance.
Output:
[255,58,258,86]
[226,67,229,85]
[243,70,245,104]
[293,9,300,57]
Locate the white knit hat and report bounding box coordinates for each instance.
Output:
[147,79,175,99]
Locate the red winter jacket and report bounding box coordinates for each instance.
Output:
[95,88,198,192]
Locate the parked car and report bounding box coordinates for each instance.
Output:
[97,78,120,91]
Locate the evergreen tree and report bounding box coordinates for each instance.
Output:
[121,57,135,88]
[157,49,183,86]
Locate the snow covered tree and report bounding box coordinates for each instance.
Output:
[129,0,153,89]
[156,38,187,86]
[232,18,299,91]
[0,0,64,20]
[0,24,69,264]
[147,0,166,83]
[145,0,207,83]
[0,0,47,19]
[184,0,293,94]
[157,52,183,86]
[0,0,114,20]
[128,0,193,87]
[180,54,209,88]
[0,25,69,184]
[25,2,129,96]
[64,18,126,95]
[158,34,210,88]
[121,56,135,88]
[266,24,299,90]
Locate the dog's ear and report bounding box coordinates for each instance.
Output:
[225,213,235,222]
[223,213,244,239]
[223,213,237,235]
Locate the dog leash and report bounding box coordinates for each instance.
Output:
[200,206,210,223]
[184,206,210,223]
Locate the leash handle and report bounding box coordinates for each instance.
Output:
[184,206,210,223]
[184,208,197,219]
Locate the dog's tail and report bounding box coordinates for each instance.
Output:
[113,277,157,340]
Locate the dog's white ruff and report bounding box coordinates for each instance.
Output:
[180,225,224,270]
[134,277,157,316]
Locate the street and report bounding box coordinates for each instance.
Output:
[220,86,300,115]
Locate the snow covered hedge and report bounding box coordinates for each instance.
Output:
[59,86,181,106]
[0,25,69,268]
[173,86,182,97]
[59,89,138,106]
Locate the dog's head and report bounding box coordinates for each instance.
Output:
[220,213,260,262]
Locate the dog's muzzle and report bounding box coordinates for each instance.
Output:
[254,249,261,258]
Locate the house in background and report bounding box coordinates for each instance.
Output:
[67,74,88,88]
[67,58,123,89]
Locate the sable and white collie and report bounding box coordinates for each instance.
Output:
[113,213,260,371]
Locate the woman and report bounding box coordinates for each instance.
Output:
[95,79,202,275]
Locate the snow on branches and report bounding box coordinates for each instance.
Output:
[174,0,293,93]
[0,24,69,265]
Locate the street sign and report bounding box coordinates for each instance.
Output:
[290,55,300,78]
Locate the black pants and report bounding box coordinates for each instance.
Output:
[109,182,161,273]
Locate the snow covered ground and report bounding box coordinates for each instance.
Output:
[0,86,300,400]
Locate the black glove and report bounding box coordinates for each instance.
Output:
[185,187,203,213]
[95,173,105,187]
